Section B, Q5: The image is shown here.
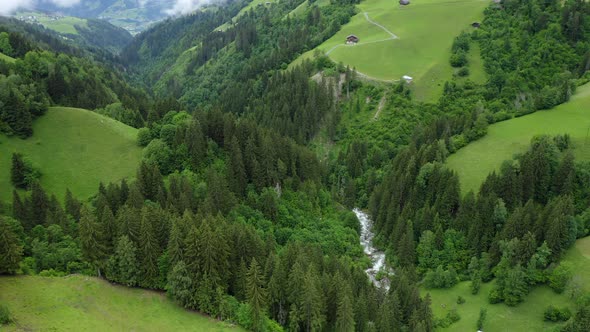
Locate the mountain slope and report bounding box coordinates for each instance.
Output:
[447,82,590,194]
[0,107,141,201]
[0,275,242,331]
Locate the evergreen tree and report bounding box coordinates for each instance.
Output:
[335,284,355,332]
[167,261,194,308]
[64,189,82,221]
[0,217,24,274]
[246,257,267,332]
[10,153,28,189]
[139,210,161,288]
[109,235,139,286]
[79,206,106,276]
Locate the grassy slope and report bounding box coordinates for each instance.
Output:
[291,0,487,100]
[215,0,279,31]
[17,11,88,35]
[426,236,590,331]
[0,275,242,331]
[0,52,16,63]
[0,107,141,202]
[447,83,590,194]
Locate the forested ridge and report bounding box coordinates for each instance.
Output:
[3,0,590,331]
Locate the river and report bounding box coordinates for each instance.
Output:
[354,208,391,290]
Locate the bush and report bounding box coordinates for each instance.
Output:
[488,289,502,304]
[457,67,470,77]
[457,296,466,304]
[0,304,10,325]
[137,128,152,147]
[450,51,468,67]
[544,305,572,322]
[550,263,573,294]
[477,308,487,330]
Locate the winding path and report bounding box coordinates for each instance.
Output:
[324,12,401,83]
[363,12,399,39]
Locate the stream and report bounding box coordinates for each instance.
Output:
[354,208,391,290]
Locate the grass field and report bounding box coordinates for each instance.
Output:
[291,0,487,100]
[447,83,590,194]
[0,51,15,63]
[426,236,590,331]
[425,281,570,331]
[17,11,87,35]
[0,107,141,202]
[0,275,242,331]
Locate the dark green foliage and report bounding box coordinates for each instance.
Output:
[10,153,39,189]
[544,305,572,322]
[549,263,573,294]
[107,235,139,287]
[0,304,10,324]
[477,308,487,330]
[561,304,590,332]
[0,216,24,274]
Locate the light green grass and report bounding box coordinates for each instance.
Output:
[562,236,590,292]
[0,275,242,331]
[18,11,87,35]
[215,0,278,31]
[425,281,570,331]
[291,0,487,100]
[0,52,15,63]
[0,107,141,202]
[426,236,590,331]
[447,83,590,194]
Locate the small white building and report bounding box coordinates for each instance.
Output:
[402,75,413,83]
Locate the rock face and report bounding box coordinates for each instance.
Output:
[354,208,391,290]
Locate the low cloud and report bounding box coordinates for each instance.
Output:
[0,0,81,15]
[165,0,224,16]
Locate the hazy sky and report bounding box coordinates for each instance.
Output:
[0,0,216,16]
[0,0,82,15]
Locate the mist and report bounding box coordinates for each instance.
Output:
[165,0,225,16]
[0,0,82,15]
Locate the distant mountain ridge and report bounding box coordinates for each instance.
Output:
[31,0,177,34]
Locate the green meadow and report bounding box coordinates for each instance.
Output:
[0,275,242,331]
[0,107,141,202]
[0,51,15,63]
[17,12,87,35]
[426,236,590,331]
[447,83,590,194]
[292,0,487,100]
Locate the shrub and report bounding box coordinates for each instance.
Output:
[457,296,466,304]
[137,127,152,146]
[0,304,10,324]
[450,51,468,67]
[544,305,572,322]
[457,67,470,77]
[477,308,487,330]
[549,263,573,294]
[488,289,502,304]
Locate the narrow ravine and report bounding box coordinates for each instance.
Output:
[354,208,391,290]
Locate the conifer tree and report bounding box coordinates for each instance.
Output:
[139,210,161,288]
[10,153,28,189]
[0,217,24,274]
[64,188,82,221]
[109,235,139,286]
[167,261,194,308]
[247,257,268,332]
[79,206,106,276]
[335,284,355,332]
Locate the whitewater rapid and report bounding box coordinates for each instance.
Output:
[354,208,390,290]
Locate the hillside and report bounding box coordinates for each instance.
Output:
[0,51,15,63]
[447,83,590,194]
[426,236,590,331]
[0,275,242,331]
[13,12,133,53]
[291,0,487,100]
[0,107,141,202]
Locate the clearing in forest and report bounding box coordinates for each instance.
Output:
[0,275,242,331]
[447,83,590,194]
[0,107,141,202]
[291,0,487,100]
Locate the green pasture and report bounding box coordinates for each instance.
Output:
[447,83,590,194]
[17,11,88,35]
[0,52,15,63]
[292,0,487,100]
[0,275,242,331]
[0,107,141,202]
